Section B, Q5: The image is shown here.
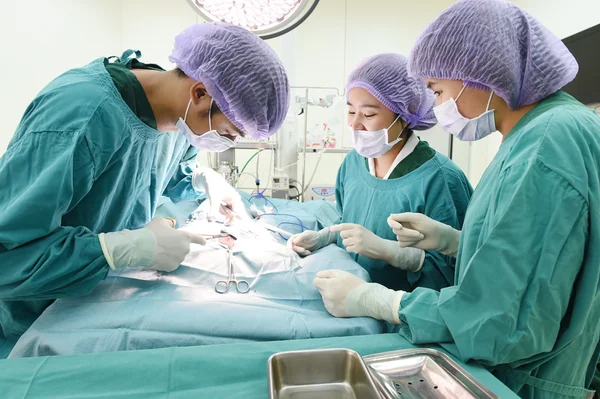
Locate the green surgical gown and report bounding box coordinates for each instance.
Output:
[105,49,165,130]
[398,92,600,399]
[0,56,200,357]
[336,141,473,291]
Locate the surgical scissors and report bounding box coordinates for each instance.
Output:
[215,244,250,294]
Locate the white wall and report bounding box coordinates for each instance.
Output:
[515,0,600,37]
[231,0,599,190]
[224,0,456,194]
[456,0,600,186]
[119,0,197,67]
[0,0,122,154]
[2,0,598,190]
[116,0,456,194]
[278,0,456,193]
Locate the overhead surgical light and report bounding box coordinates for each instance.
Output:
[186,0,320,39]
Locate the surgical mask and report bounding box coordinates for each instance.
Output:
[177,98,236,152]
[433,86,496,141]
[352,114,403,158]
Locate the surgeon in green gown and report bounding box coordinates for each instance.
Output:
[0,23,290,358]
[312,1,600,398]
[289,53,473,303]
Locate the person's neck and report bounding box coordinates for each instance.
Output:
[496,103,538,141]
[373,135,407,178]
[131,69,187,132]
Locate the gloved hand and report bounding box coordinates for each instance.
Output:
[218,196,244,225]
[387,213,460,257]
[192,166,247,225]
[330,223,424,272]
[98,217,207,272]
[313,270,403,324]
[287,227,337,256]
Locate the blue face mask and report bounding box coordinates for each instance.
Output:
[433,86,496,141]
[177,98,236,152]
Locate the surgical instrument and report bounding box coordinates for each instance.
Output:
[215,241,250,294]
[220,200,242,221]
[258,221,293,238]
[200,230,238,240]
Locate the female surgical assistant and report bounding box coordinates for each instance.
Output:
[289,54,473,319]
[327,1,600,397]
[0,23,290,358]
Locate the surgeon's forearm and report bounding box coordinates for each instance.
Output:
[439,225,461,257]
[317,226,338,248]
[165,139,202,202]
[0,227,109,301]
[398,288,453,344]
[347,283,404,324]
[163,162,203,203]
[382,240,425,272]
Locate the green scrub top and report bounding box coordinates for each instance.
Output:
[363,135,436,179]
[105,49,164,129]
[398,91,600,399]
[336,139,473,292]
[0,51,199,358]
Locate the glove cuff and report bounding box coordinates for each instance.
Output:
[439,225,461,257]
[417,250,425,272]
[385,240,425,272]
[347,283,405,324]
[98,233,116,270]
[100,229,155,269]
[316,227,338,249]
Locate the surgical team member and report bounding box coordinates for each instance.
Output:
[317,1,600,397]
[0,23,289,357]
[290,54,473,304]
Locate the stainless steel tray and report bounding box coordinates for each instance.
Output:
[268,348,382,399]
[363,349,498,399]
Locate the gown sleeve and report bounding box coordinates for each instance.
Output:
[407,162,474,289]
[162,144,204,203]
[407,205,458,290]
[398,160,588,365]
[0,130,109,301]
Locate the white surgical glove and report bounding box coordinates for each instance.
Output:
[192,166,248,224]
[330,223,425,272]
[387,213,460,257]
[313,270,403,324]
[287,227,337,256]
[99,217,207,272]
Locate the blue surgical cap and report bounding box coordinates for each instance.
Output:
[347,53,436,130]
[169,23,290,139]
[408,0,578,109]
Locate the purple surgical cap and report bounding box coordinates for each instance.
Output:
[169,23,290,139]
[408,0,578,109]
[347,53,436,130]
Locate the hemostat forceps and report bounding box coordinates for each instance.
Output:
[215,243,249,294]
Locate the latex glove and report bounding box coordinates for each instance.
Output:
[387,213,460,257]
[287,227,337,256]
[99,217,207,272]
[330,223,425,272]
[313,270,403,324]
[192,167,247,224]
[218,196,244,225]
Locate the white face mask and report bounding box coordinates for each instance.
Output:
[352,114,403,158]
[433,86,496,141]
[177,98,236,152]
